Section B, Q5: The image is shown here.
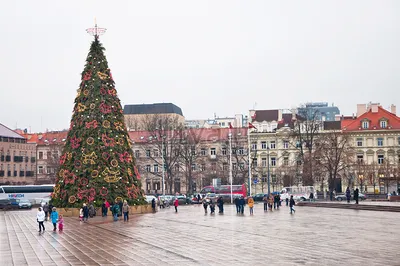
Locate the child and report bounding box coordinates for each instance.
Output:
[79,207,83,222]
[173,198,179,213]
[58,215,64,231]
[289,195,296,214]
[50,207,59,231]
[209,200,215,214]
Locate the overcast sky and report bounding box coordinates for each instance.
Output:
[1,0,399,132]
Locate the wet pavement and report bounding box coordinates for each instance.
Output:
[1,203,399,266]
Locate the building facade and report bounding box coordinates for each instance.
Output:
[298,102,340,121]
[0,124,36,185]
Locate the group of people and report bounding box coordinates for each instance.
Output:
[202,196,224,214]
[36,205,64,233]
[97,199,130,221]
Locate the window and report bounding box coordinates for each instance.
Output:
[222,163,228,171]
[252,158,258,167]
[356,138,363,147]
[270,141,276,149]
[153,182,160,191]
[296,141,301,148]
[191,146,196,156]
[232,163,237,170]
[380,120,387,129]
[283,140,289,149]
[377,138,384,147]
[378,155,384,165]
[211,162,216,171]
[222,148,227,155]
[271,157,276,166]
[191,164,196,171]
[145,165,151,172]
[47,151,51,159]
[251,142,257,150]
[39,152,43,160]
[153,149,159,157]
[283,157,289,166]
[261,141,267,149]
[134,150,140,158]
[210,148,216,156]
[38,166,44,174]
[200,164,206,171]
[174,149,180,156]
[201,148,206,156]
[398,136,400,146]
[261,158,267,167]
[175,164,180,172]
[239,163,245,170]
[238,147,244,155]
[362,121,369,129]
[153,164,159,172]
[146,150,151,157]
[357,155,364,163]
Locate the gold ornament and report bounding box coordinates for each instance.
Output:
[111,159,118,167]
[54,184,60,195]
[97,71,108,80]
[102,167,120,183]
[83,89,89,96]
[91,170,99,178]
[86,137,94,145]
[68,195,76,204]
[59,169,65,178]
[102,120,111,128]
[90,103,96,109]
[114,122,124,131]
[82,152,98,165]
[67,152,72,160]
[128,168,133,176]
[77,103,87,112]
[117,138,124,145]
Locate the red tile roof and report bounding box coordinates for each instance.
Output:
[342,106,400,131]
[20,131,68,145]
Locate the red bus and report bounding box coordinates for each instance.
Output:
[200,184,247,198]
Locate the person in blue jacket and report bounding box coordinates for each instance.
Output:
[50,207,59,231]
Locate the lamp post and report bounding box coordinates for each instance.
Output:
[229,132,233,204]
[161,136,165,196]
[378,173,384,194]
[358,174,363,193]
[267,145,271,196]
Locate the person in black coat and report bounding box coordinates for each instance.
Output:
[234,197,240,213]
[83,203,89,222]
[354,188,359,204]
[217,196,224,214]
[289,195,296,214]
[239,196,245,214]
[118,200,123,216]
[151,198,156,212]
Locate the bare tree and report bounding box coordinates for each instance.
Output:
[315,130,354,194]
[292,106,321,185]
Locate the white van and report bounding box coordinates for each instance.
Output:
[280,186,317,201]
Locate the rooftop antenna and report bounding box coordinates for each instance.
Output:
[86,18,107,37]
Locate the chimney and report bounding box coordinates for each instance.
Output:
[371,103,379,113]
[390,104,396,115]
[357,104,367,117]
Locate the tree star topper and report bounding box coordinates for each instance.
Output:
[86,19,106,37]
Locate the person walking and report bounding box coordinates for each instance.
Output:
[50,207,59,231]
[43,202,49,221]
[262,194,268,212]
[37,207,46,233]
[239,196,245,214]
[89,203,95,218]
[248,196,254,215]
[345,187,351,203]
[217,196,224,214]
[58,215,64,231]
[197,194,201,203]
[173,198,179,213]
[309,192,314,202]
[151,198,156,212]
[102,201,107,217]
[354,188,359,205]
[234,197,240,214]
[118,200,123,217]
[83,203,89,222]
[289,195,296,214]
[268,195,274,211]
[203,198,209,214]
[105,200,110,216]
[122,200,129,221]
[285,197,289,206]
[112,201,120,221]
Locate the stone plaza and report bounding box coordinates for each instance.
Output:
[1,203,399,266]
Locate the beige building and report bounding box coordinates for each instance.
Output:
[0,124,36,185]
[124,103,185,131]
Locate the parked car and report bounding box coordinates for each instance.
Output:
[18,199,32,209]
[253,193,266,202]
[335,193,367,201]
[0,199,19,210]
[145,195,157,204]
[175,195,192,205]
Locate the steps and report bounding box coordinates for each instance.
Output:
[296,202,400,212]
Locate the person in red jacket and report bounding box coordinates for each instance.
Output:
[173,198,179,212]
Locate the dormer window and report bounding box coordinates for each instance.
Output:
[380,120,387,129]
[362,120,369,129]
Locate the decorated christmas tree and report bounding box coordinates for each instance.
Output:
[51,27,145,208]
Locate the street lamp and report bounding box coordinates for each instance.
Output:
[229,132,233,204]
[267,144,271,196]
[358,174,364,192]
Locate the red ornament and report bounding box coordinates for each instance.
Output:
[59,154,67,165]
[119,152,132,163]
[99,187,108,197]
[70,137,82,149]
[64,170,77,185]
[85,120,98,129]
[99,102,112,114]
[134,166,141,180]
[83,71,92,81]
[102,152,110,160]
[100,87,107,95]
[79,177,88,186]
[102,134,115,147]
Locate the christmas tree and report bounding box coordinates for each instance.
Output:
[51,30,145,208]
